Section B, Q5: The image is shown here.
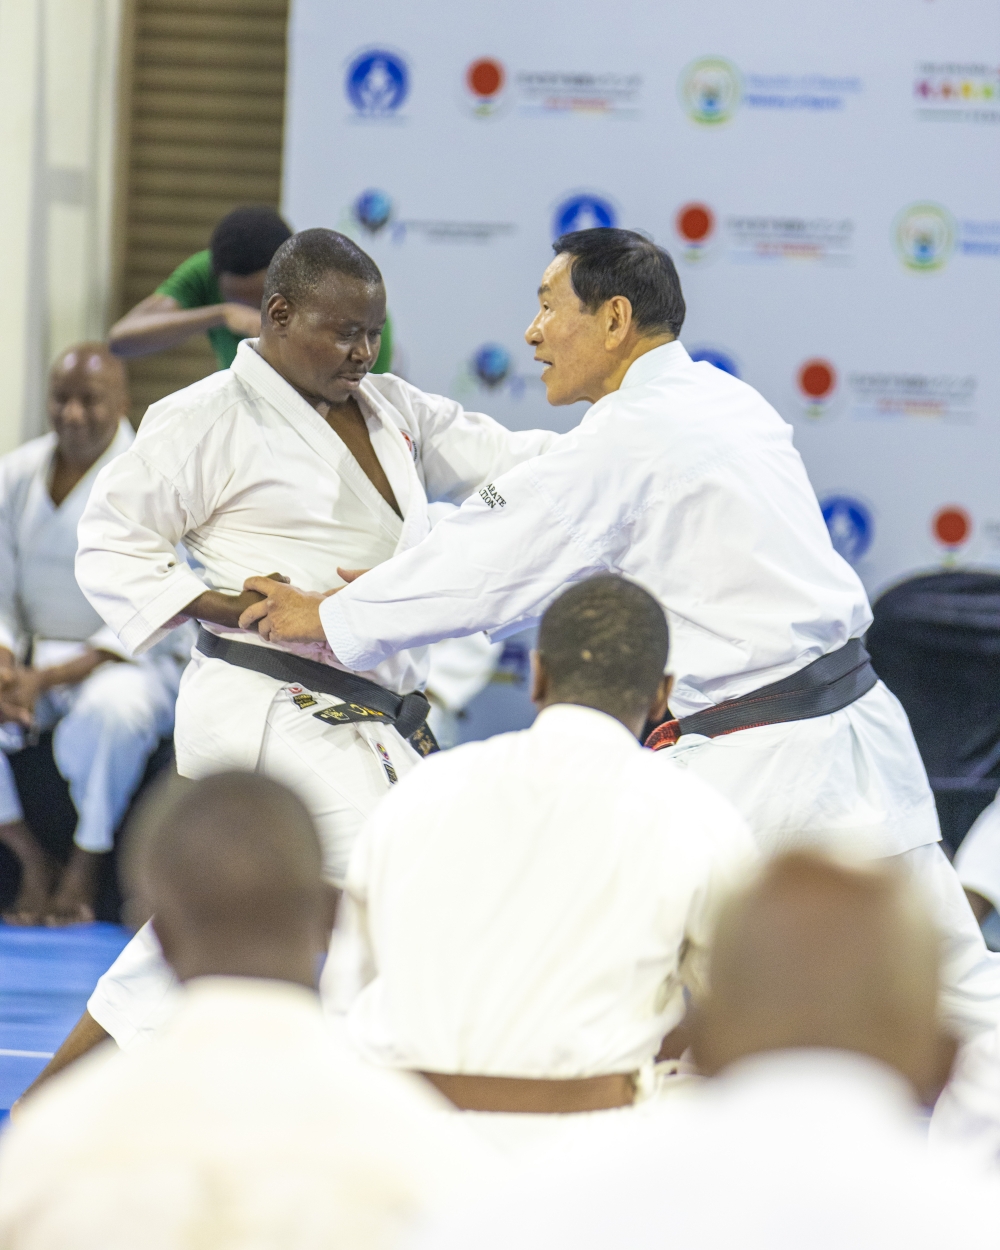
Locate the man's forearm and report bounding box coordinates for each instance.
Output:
[13,1010,111,1111]
[35,649,117,692]
[109,305,229,358]
[183,588,267,630]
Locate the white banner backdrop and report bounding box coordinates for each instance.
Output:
[283,0,1000,601]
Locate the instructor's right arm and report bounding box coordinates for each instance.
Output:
[320,427,615,672]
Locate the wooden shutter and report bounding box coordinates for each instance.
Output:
[114,0,288,421]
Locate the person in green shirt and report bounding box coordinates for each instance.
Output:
[109,204,394,374]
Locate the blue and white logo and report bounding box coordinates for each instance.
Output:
[353,189,393,232]
[553,194,617,238]
[689,347,740,377]
[472,343,511,388]
[821,496,873,564]
[346,50,409,116]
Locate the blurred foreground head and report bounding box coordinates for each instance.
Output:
[124,772,335,989]
[693,851,953,1104]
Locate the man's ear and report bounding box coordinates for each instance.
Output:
[647,673,673,726]
[530,650,549,707]
[265,293,291,333]
[604,295,634,348]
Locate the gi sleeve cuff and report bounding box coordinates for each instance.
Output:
[117,568,209,657]
[319,592,379,672]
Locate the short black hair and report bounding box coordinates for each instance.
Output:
[262,228,383,306]
[209,205,293,276]
[552,228,686,337]
[538,575,669,722]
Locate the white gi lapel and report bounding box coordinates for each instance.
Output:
[232,343,402,544]
[357,378,431,556]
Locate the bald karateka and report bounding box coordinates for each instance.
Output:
[42,229,555,1078]
[0,772,490,1250]
[0,345,184,924]
[332,576,755,1144]
[244,227,1000,1065]
[413,853,1000,1250]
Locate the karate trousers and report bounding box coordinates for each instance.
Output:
[87,679,421,1048]
[0,659,179,853]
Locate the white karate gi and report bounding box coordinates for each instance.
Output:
[412,1050,1000,1250]
[0,422,183,852]
[330,703,754,1151]
[0,977,492,1250]
[75,339,555,1045]
[321,341,1000,1044]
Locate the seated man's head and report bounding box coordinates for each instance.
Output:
[48,343,128,468]
[210,204,292,309]
[532,574,671,737]
[124,772,337,989]
[526,228,685,407]
[692,851,954,1105]
[258,228,386,406]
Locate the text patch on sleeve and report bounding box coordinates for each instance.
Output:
[478,483,506,510]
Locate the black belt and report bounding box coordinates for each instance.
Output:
[646,637,878,750]
[195,627,438,756]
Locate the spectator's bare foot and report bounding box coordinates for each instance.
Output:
[0,819,53,925]
[45,847,102,926]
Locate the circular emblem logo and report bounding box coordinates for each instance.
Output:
[472,343,511,387]
[680,57,742,124]
[821,496,873,564]
[465,57,506,115]
[933,505,971,547]
[894,203,955,271]
[347,50,409,115]
[689,347,739,377]
[353,189,393,233]
[796,358,838,418]
[675,201,717,262]
[553,194,617,238]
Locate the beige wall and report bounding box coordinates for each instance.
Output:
[0,0,122,454]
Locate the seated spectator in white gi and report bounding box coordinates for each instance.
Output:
[334,575,755,1139]
[0,771,488,1250]
[414,852,1000,1250]
[0,345,184,924]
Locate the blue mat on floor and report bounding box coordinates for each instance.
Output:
[0,923,131,1117]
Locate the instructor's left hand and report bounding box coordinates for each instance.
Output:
[239,578,333,643]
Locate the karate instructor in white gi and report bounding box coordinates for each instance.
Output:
[245,227,1000,1066]
[25,229,555,1085]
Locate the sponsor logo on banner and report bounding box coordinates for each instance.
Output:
[848,372,976,422]
[894,203,954,270]
[680,56,860,123]
[464,57,508,116]
[894,203,1000,269]
[675,202,851,266]
[932,506,972,560]
[552,193,618,238]
[462,59,642,118]
[797,358,838,418]
[728,216,853,265]
[681,58,742,123]
[352,189,393,233]
[451,343,543,403]
[675,202,717,262]
[821,496,874,564]
[689,346,741,378]
[914,63,1000,124]
[343,191,514,246]
[346,49,410,120]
